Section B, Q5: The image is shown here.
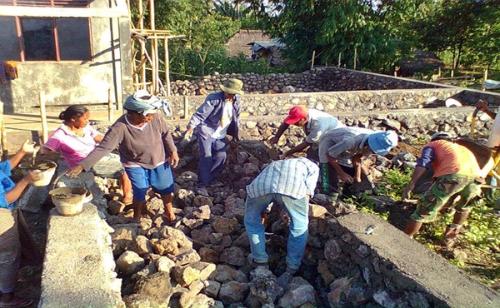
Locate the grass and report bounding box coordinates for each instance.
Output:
[352,168,499,287]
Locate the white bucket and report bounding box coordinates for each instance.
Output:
[19,160,57,187]
[49,187,93,216]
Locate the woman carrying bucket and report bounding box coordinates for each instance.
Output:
[0,140,41,307]
[43,105,133,204]
[67,90,180,223]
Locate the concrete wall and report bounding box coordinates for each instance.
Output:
[0,0,131,114]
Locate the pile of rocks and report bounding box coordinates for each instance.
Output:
[168,67,439,96]
[104,116,483,307]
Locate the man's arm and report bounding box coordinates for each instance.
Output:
[80,125,123,171]
[402,146,434,199]
[187,96,216,131]
[270,122,290,144]
[327,155,353,183]
[304,161,320,197]
[284,141,311,157]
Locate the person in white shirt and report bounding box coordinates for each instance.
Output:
[270,105,345,159]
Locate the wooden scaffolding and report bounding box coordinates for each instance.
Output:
[128,0,184,96]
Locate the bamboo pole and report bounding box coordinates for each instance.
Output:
[164,38,171,96]
[39,91,48,144]
[310,50,315,70]
[338,52,341,67]
[353,46,357,70]
[150,0,158,94]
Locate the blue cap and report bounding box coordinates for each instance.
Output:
[367,131,398,156]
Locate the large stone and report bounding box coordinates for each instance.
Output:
[327,277,354,306]
[210,264,248,283]
[193,205,211,220]
[172,265,202,287]
[180,292,215,308]
[220,246,246,267]
[116,251,145,275]
[224,197,246,220]
[151,238,179,256]
[324,239,342,262]
[133,235,153,256]
[218,281,249,303]
[131,272,173,306]
[199,247,219,263]
[278,277,316,307]
[309,204,328,218]
[156,256,176,273]
[173,249,201,266]
[243,162,260,176]
[212,216,239,235]
[193,195,213,207]
[159,226,193,249]
[111,224,138,256]
[249,267,284,304]
[203,280,221,298]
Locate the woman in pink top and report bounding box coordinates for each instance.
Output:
[43,105,133,204]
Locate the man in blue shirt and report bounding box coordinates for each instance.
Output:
[244,157,319,288]
[0,140,40,308]
[184,79,243,195]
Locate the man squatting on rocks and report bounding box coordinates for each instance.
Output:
[0,141,41,307]
[402,132,495,247]
[318,127,399,196]
[184,79,242,195]
[68,91,180,222]
[270,105,345,160]
[244,157,319,288]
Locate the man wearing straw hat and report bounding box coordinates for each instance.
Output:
[184,79,243,195]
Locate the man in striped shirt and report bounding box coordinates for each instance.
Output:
[244,157,319,286]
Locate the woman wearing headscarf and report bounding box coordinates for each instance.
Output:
[43,105,133,204]
[68,90,179,222]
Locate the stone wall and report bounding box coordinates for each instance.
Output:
[168,67,445,96]
[306,213,500,307]
[236,108,491,156]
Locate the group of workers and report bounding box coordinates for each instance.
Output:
[0,79,498,305]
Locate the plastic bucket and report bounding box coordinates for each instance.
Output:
[49,187,92,216]
[19,160,57,187]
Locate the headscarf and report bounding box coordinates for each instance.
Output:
[123,90,172,117]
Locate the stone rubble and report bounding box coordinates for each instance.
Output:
[104,121,479,307]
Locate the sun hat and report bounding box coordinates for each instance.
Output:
[284,105,308,125]
[220,79,244,95]
[367,130,398,156]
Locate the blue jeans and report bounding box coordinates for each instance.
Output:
[197,131,228,186]
[244,193,309,270]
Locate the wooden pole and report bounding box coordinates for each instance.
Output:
[438,66,441,78]
[139,0,146,89]
[107,88,114,122]
[353,46,357,70]
[39,91,48,144]
[183,96,189,119]
[482,68,488,91]
[338,52,341,67]
[310,50,316,70]
[164,38,171,96]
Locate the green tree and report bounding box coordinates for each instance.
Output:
[249,0,432,72]
[152,0,240,76]
[417,0,499,74]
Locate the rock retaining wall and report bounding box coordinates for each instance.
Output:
[307,213,500,307]
[168,67,444,96]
